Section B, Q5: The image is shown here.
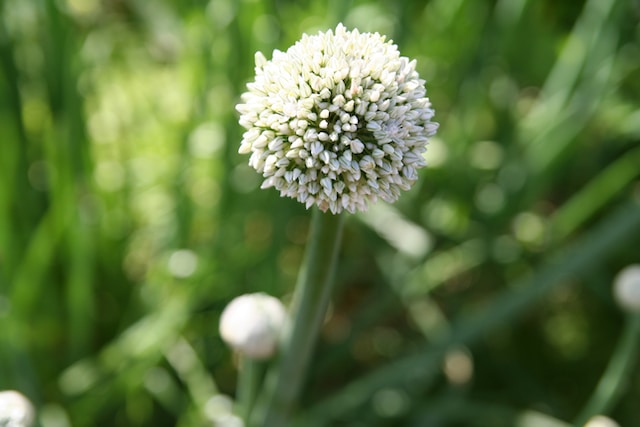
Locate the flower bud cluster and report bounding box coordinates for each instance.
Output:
[237,24,437,213]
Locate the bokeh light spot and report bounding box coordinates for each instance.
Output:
[513,212,546,248]
[371,388,410,418]
[469,140,504,170]
[492,235,521,264]
[95,161,125,192]
[189,122,225,158]
[424,136,448,167]
[475,182,506,214]
[168,249,198,278]
[443,347,473,385]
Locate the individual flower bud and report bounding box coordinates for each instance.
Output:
[219,293,287,359]
[236,23,438,214]
[613,264,640,312]
[584,415,620,427]
[0,390,35,427]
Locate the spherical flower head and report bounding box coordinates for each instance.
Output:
[236,24,438,214]
[613,264,640,312]
[219,293,287,359]
[0,390,35,427]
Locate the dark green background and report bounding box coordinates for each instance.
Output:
[1,0,640,425]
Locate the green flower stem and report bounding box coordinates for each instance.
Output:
[573,313,640,426]
[237,357,264,422]
[252,209,345,427]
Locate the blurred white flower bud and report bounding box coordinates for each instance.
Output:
[0,390,35,427]
[219,293,287,359]
[584,415,620,427]
[204,394,245,427]
[613,264,640,312]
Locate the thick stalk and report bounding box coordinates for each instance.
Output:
[252,209,345,427]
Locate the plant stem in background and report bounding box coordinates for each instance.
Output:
[237,357,264,422]
[573,313,640,426]
[251,209,345,427]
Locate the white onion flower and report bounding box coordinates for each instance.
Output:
[236,24,438,214]
[219,293,287,360]
[0,390,34,427]
[613,264,640,312]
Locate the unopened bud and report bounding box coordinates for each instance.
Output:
[613,264,640,312]
[584,415,620,427]
[219,293,287,359]
[0,390,34,427]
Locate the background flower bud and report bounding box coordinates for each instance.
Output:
[0,390,35,427]
[613,264,640,313]
[219,293,287,359]
[584,415,620,427]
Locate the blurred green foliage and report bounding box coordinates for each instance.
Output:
[1,0,640,426]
